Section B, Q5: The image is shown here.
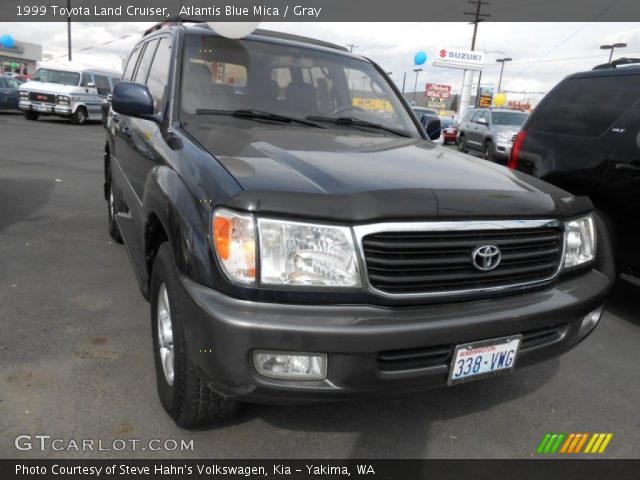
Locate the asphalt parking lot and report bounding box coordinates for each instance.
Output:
[1,112,639,459]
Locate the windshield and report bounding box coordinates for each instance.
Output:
[441,118,456,127]
[180,33,420,137]
[492,111,528,127]
[34,68,80,86]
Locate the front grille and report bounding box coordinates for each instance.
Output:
[377,324,567,372]
[29,92,56,103]
[511,134,517,143]
[361,226,564,296]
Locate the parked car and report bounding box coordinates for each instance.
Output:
[0,75,21,111]
[104,22,612,428]
[440,117,458,144]
[19,63,121,124]
[509,62,640,278]
[411,106,441,140]
[458,108,528,163]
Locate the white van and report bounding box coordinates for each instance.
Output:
[18,63,121,124]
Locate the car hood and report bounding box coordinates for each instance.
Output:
[19,81,78,94]
[185,121,591,222]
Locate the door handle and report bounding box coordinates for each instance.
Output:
[121,125,133,138]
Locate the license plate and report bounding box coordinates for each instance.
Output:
[448,335,522,385]
[35,105,50,112]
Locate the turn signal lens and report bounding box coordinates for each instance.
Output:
[212,208,256,284]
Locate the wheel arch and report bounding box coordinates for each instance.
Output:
[142,166,214,296]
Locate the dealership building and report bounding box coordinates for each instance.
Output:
[0,38,42,75]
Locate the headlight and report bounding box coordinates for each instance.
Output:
[212,208,256,284]
[563,214,596,269]
[19,90,28,99]
[258,218,360,287]
[497,131,512,142]
[57,95,70,105]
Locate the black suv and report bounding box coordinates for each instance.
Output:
[509,63,640,277]
[104,22,612,428]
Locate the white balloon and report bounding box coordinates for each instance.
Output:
[207,22,260,39]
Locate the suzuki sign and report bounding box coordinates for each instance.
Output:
[433,48,484,71]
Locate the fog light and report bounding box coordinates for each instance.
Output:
[253,351,327,380]
[579,305,605,336]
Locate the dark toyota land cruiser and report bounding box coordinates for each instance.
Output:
[104,22,612,428]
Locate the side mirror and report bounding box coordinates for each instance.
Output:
[112,82,154,119]
[87,82,95,88]
[476,117,489,125]
[426,118,441,141]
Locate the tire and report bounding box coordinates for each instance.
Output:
[458,135,468,153]
[483,140,494,161]
[71,106,87,125]
[106,171,123,244]
[594,210,618,284]
[23,111,39,121]
[150,243,239,428]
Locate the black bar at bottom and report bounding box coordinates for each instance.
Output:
[2,459,639,480]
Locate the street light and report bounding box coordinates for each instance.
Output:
[600,43,627,63]
[412,68,423,103]
[496,57,512,92]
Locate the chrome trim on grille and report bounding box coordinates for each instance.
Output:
[353,219,565,299]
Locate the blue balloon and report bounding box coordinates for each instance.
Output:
[0,34,15,49]
[414,51,427,66]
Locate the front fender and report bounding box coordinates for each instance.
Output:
[142,166,213,286]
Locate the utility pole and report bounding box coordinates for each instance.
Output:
[401,72,407,94]
[412,68,423,103]
[346,44,358,53]
[67,0,72,61]
[459,0,490,117]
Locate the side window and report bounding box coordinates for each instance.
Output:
[81,73,93,87]
[133,39,158,85]
[469,110,481,122]
[145,37,172,115]
[480,111,490,124]
[122,45,142,81]
[0,79,6,88]
[530,75,640,137]
[94,75,111,96]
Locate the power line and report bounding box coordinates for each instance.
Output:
[504,0,623,87]
[346,44,358,53]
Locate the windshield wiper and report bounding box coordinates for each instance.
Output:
[306,115,412,138]
[195,109,325,128]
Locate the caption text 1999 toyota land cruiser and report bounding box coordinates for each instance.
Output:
[103,21,613,428]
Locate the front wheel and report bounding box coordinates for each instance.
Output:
[106,172,123,243]
[71,106,87,125]
[23,111,39,121]
[458,136,468,153]
[483,141,494,161]
[151,243,239,428]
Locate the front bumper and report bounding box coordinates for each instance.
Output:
[494,140,513,159]
[19,100,71,115]
[177,270,610,403]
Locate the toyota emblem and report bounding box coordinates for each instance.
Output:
[471,245,502,271]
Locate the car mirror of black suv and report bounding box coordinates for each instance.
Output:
[425,117,441,140]
[112,82,158,122]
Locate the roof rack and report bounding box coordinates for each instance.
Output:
[249,29,349,52]
[142,17,203,36]
[592,57,640,70]
[142,20,349,52]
